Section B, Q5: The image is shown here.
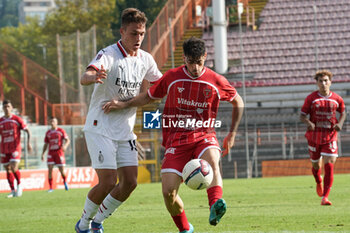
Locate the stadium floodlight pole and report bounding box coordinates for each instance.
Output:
[313,1,319,71]
[38,44,49,101]
[212,0,228,74]
[238,2,251,178]
[169,18,175,69]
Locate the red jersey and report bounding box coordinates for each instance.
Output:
[301,91,345,144]
[0,115,27,154]
[44,128,68,152]
[148,65,237,148]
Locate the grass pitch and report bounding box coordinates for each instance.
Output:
[1,174,349,233]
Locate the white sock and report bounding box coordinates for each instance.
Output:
[79,197,99,230]
[93,194,123,224]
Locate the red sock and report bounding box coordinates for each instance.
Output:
[312,167,322,184]
[7,172,15,190]
[62,175,66,183]
[48,178,53,189]
[207,186,223,208]
[171,210,190,232]
[323,163,334,198]
[13,170,21,185]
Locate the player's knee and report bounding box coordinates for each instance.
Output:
[100,180,117,193]
[10,165,17,172]
[162,189,176,202]
[122,177,137,193]
[4,166,11,173]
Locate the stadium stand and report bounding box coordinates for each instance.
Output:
[203,0,350,87]
[198,0,350,178]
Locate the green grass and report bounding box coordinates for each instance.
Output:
[1,174,350,233]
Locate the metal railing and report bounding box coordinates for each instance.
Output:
[141,0,211,69]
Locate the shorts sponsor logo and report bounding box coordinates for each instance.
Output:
[165,148,176,154]
[308,145,316,152]
[204,137,217,144]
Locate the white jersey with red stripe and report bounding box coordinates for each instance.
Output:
[148,65,237,148]
[0,114,27,154]
[301,91,346,144]
[84,40,162,140]
[44,128,68,152]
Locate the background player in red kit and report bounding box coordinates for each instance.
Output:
[0,99,32,198]
[103,37,244,232]
[41,117,70,192]
[300,70,346,205]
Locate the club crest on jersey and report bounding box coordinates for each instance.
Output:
[203,88,212,98]
[143,109,162,129]
[177,87,185,93]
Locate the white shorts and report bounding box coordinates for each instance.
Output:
[84,131,138,169]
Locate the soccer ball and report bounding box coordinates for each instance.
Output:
[182,159,213,190]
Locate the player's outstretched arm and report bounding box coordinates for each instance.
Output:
[41,143,48,161]
[80,65,107,85]
[222,94,244,156]
[62,137,71,151]
[24,128,33,153]
[102,92,152,114]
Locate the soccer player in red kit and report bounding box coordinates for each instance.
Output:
[0,99,32,198]
[103,37,244,232]
[300,70,346,205]
[41,117,70,192]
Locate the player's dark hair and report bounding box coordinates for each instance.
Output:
[2,99,11,106]
[183,37,206,62]
[121,8,147,28]
[314,70,333,81]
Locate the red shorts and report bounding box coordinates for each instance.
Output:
[0,150,21,165]
[161,136,221,176]
[47,150,66,166]
[308,140,338,162]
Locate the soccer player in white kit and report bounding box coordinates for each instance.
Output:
[103,37,244,233]
[75,8,162,233]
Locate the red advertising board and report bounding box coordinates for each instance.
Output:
[0,167,98,193]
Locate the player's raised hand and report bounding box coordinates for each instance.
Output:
[95,65,107,84]
[222,132,236,157]
[102,99,128,114]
